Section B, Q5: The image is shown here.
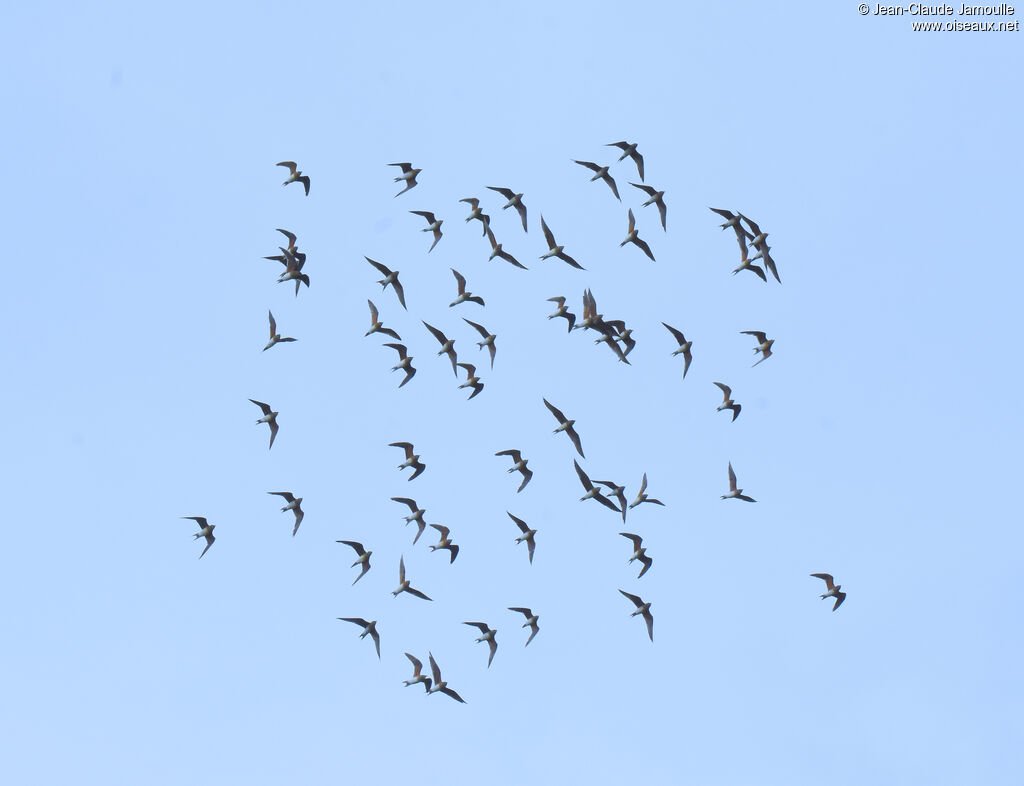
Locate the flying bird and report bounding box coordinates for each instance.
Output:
[600,319,635,358]
[384,343,417,388]
[389,441,426,481]
[365,300,402,341]
[614,208,655,260]
[403,653,432,692]
[181,516,215,559]
[594,330,631,365]
[392,497,427,544]
[539,216,584,269]
[463,622,498,667]
[264,310,297,352]
[457,363,484,400]
[547,296,577,332]
[574,459,622,514]
[732,244,768,282]
[595,480,628,523]
[267,491,304,536]
[389,162,421,197]
[721,462,756,502]
[428,524,459,564]
[574,159,620,200]
[276,161,310,195]
[630,183,666,231]
[249,399,279,449]
[422,321,459,376]
[607,141,644,181]
[460,198,490,235]
[543,398,585,458]
[741,331,775,366]
[619,590,654,642]
[507,607,540,646]
[337,618,380,659]
[463,318,497,369]
[275,228,298,254]
[486,186,528,232]
[495,449,533,492]
[427,652,466,703]
[277,253,310,296]
[485,227,527,269]
[628,472,664,509]
[508,512,537,564]
[620,533,653,579]
[709,207,754,244]
[662,323,692,378]
[449,269,485,307]
[573,288,605,333]
[713,382,741,422]
[336,540,372,585]
[392,555,432,601]
[365,257,407,310]
[739,214,781,283]
[811,573,846,611]
[409,210,444,252]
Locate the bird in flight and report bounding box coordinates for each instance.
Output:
[721,462,756,502]
[620,533,653,579]
[574,159,620,200]
[337,618,380,659]
[264,311,297,352]
[463,318,497,369]
[547,296,576,332]
[389,162,421,197]
[427,652,466,703]
[543,398,585,458]
[709,207,753,244]
[409,210,444,252]
[449,269,485,307]
[595,479,628,523]
[539,216,584,270]
[662,323,692,378]
[389,442,426,481]
[741,331,775,367]
[460,197,490,235]
[486,186,528,232]
[428,524,459,563]
[485,227,527,269]
[365,257,407,310]
[619,590,654,642]
[811,573,846,611]
[457,362,484,400]
[631,182,666,230]
[392,497,427,545]
[713,382,741,422]
[384,343,417,388]
[463,622,498,667]
[732,244,768,282]
[365,300,402,341]
[268,491,304,536]
[508,607,540,647]
[739,214,781,283]
[422,321,459,377]
[620,208,655,261]
[607,141,644,181]
[249,399,279,449]
[628,473,664,509]
[392,556,432,601]
[574,459,622,514]
[276,161,310,195]
[508,512,537,564]
[182,516,216,559]
[495,449,533,492]
[336,540,372,585]
[403,653,432,693]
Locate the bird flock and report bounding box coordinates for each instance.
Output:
[181,143,845,705]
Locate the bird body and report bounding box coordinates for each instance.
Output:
[811,573,846,611]
[182,516,216,559]
[337,540,372,584]
[249,399,279,449]
[508,607,540,646]
[338,618,380,659]
[390,162,421,197]
[721,461,756,502]
[276,161,310,195]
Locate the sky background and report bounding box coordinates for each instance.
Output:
[2,2,1022,784]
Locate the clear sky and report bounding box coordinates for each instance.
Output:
[2,2,1022,784]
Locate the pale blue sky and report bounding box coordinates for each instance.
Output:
[2,2,1022,784]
